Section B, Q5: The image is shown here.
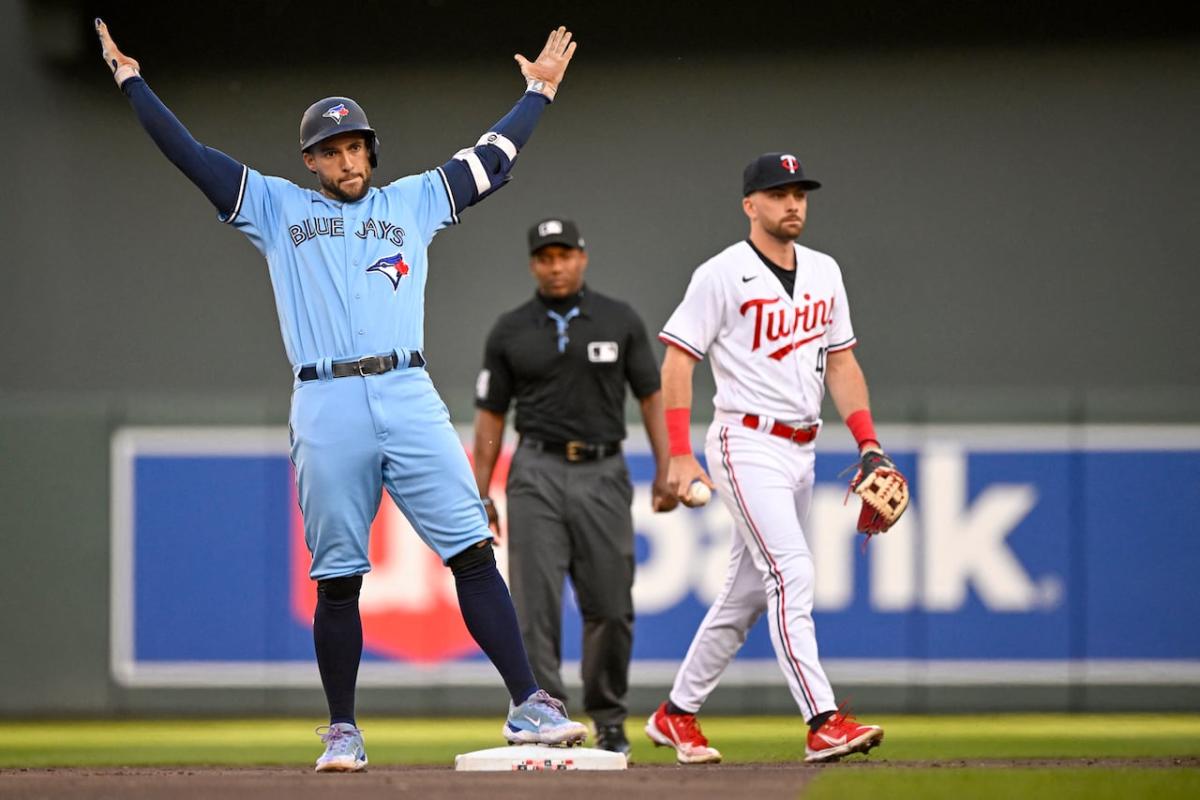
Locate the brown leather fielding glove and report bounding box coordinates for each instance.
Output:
[850,450,910,535]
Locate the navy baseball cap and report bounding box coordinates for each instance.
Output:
[528,218,586,254]
[742,153,822,196]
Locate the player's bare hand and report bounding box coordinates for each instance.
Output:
[651,473,679,512]
[514,26,577,100]
[94,18,140,87]
[668,454,714,508]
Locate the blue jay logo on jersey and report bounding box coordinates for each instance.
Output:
[367,252,411,290]
[323,104,350,124]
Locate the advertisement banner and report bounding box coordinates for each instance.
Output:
[110,426,1200,687]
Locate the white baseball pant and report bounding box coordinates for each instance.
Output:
[667,422,836,720]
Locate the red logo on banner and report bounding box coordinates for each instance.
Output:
[290,450,512,663]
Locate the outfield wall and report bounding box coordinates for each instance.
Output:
[92,423,1199,716]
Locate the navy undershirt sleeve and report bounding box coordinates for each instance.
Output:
[489,91,549,150]
[121,76,245,217]
[440,91,550,212]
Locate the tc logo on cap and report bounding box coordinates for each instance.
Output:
[323,103,350,124]
[780,154,799,173]
[538,220,564,237]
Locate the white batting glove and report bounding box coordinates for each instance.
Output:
[95,18,141,87]
[514,26,577,101]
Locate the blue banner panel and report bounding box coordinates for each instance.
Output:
[110,427,1200,687]
[133,455,307,661]
[1082,452,1200,658]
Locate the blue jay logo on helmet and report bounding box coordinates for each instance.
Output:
[323,103,351,124]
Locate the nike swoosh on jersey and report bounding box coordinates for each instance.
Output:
[741,275,757,282]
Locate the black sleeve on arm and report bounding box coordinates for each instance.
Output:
[475,321,516,413]
[625,307,663,399]
[121,77,246,216]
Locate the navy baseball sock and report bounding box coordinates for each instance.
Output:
[809,710,835,732]
[666,699,695,716]
[314,575,364,726]
[449,543,538,706]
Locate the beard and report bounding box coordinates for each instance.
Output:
[319,171,371,202]
[762,215,805,241]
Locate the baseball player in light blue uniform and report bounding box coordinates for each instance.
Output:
[96,19,587,771]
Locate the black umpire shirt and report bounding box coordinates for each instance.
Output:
[476,286,660,443]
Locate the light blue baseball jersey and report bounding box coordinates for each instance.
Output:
[225,168,454,371]
[119,75,549,574]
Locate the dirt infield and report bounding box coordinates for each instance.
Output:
[3,759,1197,800]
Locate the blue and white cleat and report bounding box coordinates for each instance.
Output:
[314,722,368,772]
[503,689,589,746]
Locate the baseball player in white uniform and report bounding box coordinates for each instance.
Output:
[645,153,893,764]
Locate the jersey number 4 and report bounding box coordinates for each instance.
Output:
[815,346,828,375]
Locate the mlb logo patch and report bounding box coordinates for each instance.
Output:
[323,103,350,124]
[588,342,619,363]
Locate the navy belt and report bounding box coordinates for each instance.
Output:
[298,350,425,382]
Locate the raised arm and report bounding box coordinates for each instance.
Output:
[95,19,244,218]
[439,27,577,215]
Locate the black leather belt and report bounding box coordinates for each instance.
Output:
[298,350,425,382]
[523,438,622,463]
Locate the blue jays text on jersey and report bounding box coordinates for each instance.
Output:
[287,217,407,247]
[226,169,451,369]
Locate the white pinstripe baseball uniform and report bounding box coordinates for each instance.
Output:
[658,239,856,719]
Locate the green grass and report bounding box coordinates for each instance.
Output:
[806,768,1200,800]
[1,715,1198,768]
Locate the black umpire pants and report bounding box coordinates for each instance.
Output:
[505,440,635,726]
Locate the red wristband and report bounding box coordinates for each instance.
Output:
[665,407,693,456]
[846,409,879,450]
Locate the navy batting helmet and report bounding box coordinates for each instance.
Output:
[299,97,379,167]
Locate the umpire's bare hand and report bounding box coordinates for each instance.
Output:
[482,498,502,543]
[652,473,679,512]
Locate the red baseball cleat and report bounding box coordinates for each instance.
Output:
[805,709,884,763]
[644,702,722,764]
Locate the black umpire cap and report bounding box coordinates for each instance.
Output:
[743,153,822,196]
[528,218,586,254]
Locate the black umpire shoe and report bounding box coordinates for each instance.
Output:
[595,723,632,757]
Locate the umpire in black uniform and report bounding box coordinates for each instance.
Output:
[472,218,677,756]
